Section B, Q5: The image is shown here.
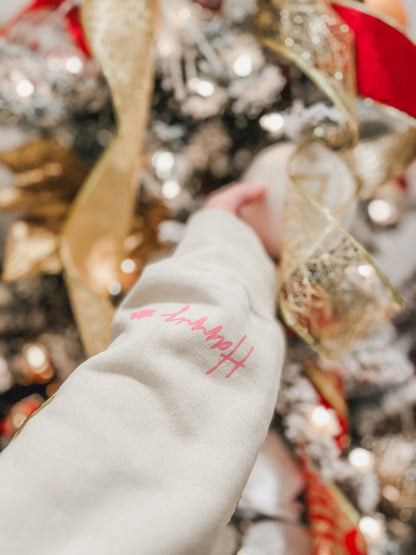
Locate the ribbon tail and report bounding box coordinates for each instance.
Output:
[60,0,154,357]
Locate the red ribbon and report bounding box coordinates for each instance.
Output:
[1,0,90,55]
[300,454,368,555]
[333,3,416,120]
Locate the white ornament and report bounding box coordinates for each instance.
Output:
[241,142,296,258]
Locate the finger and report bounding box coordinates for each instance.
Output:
[205,182,266,213]
[234,182,267,211]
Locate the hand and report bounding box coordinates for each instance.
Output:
[203,181,266,215]
[204,181,282,259]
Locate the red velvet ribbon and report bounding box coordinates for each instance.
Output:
[1,0,90,55]
[333,3,416,120]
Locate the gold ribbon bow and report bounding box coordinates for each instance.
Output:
[60,0,154,356]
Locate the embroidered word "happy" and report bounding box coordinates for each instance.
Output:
[130,305,254,378]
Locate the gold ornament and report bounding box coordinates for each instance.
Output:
[60,0,155,356]
[0,139,90,282]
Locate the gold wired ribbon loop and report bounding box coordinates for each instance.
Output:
[256,0,407,357]
[60,0,154,356]
[281,142,402,358]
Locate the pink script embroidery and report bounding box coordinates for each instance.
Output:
[132,309,157,320]
[130,305,254,378]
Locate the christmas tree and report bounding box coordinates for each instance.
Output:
[0,1,415,553]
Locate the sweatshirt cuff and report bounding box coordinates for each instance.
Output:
[174,209,278,318]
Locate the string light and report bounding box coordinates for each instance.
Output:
[25,345,47,369]
[382,484,400,502]
[368,199,393,224]
[259,113,284,135]
[23,344,54,383]
[359,516,383,542]
[65,56,83,74]
[162,180,181,200]
[358,264,373,278]
[309,406,338,435]
[152,151,175,179]
[348,448,374,471]
[189,78,215,97]
[311,406,331,426]
[16,79,35,98]
[108,281,122,296]
[158,37,176,57]
[120,259,136,274]
[233,54,253,77]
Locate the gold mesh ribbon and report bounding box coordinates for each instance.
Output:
[256,0,407,357]
[60,0,154,357]
[281,142,401,357]
[256,0,358,148]
[346,104,416,199]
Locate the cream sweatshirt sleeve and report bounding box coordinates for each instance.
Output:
[0,210,285,555]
